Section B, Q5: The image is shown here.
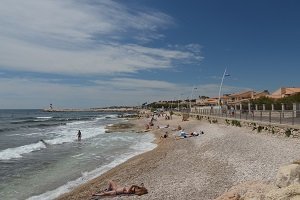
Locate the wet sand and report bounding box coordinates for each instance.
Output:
[57,114,300,200]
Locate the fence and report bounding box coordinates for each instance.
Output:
[189,104,300,126]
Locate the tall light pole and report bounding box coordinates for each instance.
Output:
[218,68,230,107]
[189,87,197,111]
[178,93,184,111]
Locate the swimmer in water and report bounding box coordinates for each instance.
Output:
[40,139,48,146]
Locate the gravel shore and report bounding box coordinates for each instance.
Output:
[57,114,300,200]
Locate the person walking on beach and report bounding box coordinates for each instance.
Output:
[77,130,82,141]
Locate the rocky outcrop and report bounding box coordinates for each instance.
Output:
[215,162,300,200]
[276,164,300,188]
[215,181,275,200]
[265,184,300,200]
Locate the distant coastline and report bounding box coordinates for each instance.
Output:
[43,107,139,112]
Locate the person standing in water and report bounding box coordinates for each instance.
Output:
[77,130,82,141]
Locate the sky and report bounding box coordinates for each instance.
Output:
[0,0,300,109]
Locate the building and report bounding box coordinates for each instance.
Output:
[268,87,300,99]
[227,90,269,105]
[196,95,230,106]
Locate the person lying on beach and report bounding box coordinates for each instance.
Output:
[175,130,204,139]
[175,130,188,139]
[157,124,169,129]
[160,131,169,139]
[92,180,148,197]
[172,125,182,131]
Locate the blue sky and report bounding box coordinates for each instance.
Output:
[0,0,299,109]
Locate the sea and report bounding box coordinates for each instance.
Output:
[0,109,156,200]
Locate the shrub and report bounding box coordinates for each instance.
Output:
[212,119,218,123]
[257,126,263,133]
[225,119,230,125]
[231,120,241,127]
[285,129,292,137]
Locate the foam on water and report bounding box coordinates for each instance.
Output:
[0,119,106,160]
[0,141,47,160]
[0,111,156,200]
[36,116,53,119]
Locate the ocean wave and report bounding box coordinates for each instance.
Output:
[0,141,47,160]
[10,116,94,125]
[36,116,53,119]
[0,127,17,132]
[0,126,107,160]
[27,140,157,200]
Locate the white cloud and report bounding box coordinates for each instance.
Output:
[0,37,201,75]
[0,77,250,109]
[0,0,208,108]
[0,0,201,75]
[0,77,181,108]
[0,0,172,44]
[94,78,178,90]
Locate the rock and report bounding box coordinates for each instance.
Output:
[215,181,275,200]
[105,122,135,133]
[215,191,240,200]
[276,164,300,188]
[292,160,300,165]
[265,184,300,200]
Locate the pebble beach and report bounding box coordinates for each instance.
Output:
[57,114,300,200]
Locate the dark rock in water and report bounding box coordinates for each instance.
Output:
[117,113,138,118]
[105,122,135,133]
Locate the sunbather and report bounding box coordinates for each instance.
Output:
[189,131,204,136]
[160,131,169,139]
[175,130,204,139]
[92,180,148,197]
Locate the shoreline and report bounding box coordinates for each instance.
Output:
[56,114,190,200]
[57,114,300,200]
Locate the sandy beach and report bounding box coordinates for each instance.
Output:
[57,113,300,200]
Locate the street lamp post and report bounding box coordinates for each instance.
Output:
[189,87,197,112]
[178,93,184,111]
[218,68,230,106]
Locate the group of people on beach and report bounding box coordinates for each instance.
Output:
[89,112,206,199]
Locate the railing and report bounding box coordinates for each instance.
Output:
[190,108,300,126]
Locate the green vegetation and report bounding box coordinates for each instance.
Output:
[285,128,292,137]
[257,126,263,133]
[212,119,218,123]
[231,120,241,127]
[250,93,300,110]
[225,119,230,125]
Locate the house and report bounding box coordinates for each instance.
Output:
[228,90,255,105]
[227,90,269,105]
[268,87,300,99]
[196,95,230,106]
[253,90,270,99]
